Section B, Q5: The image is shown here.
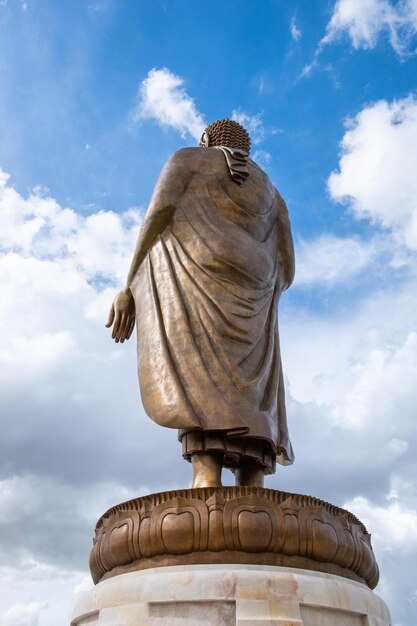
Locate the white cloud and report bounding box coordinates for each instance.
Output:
[0,474,139,552]
[1,602,46,626]
[132,67,206,141]
[290,16,302,41]
[342,492,417,612]
[252,149,271,169]
[73,575,93,596]
[258,76,265,95]
[322,0,417,55]
[303,0,417,76]
[0,170,141,278]
[328,95,417,250]
[0,166,195,624]
[0,473,148,624]
[295,234,379,285]
[0,170,144,401]
[345,495,417,553]
[0,0,28,10]
[0,476,40,524]
[284,287,417,430]
[0,331,75,381]
[0,561,88,626]
[332,331,417,429]
[132,69,276,150]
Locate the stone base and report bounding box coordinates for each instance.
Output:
[71,564,391,626]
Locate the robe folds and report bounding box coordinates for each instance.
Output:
[130,147,295,466]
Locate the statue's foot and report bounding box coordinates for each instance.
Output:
[235,463,265,487]
[191,453,222,488]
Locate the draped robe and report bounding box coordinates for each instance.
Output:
[130,147,295,465]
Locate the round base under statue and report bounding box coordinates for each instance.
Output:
[77,487,390,625]
[71,564,391,626]
[89,487,379,589]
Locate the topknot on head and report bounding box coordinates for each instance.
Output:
[200,119,251,154]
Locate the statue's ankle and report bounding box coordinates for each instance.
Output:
[235,464,265,488]
[191,453,222,488]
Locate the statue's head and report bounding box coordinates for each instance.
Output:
[199,119,251,155]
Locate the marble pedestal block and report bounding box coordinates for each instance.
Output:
[71,564,391,626]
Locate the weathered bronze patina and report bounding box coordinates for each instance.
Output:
[89,487,379,590]
[106,119,295,488]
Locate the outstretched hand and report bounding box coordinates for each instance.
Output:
[106,287,136,343]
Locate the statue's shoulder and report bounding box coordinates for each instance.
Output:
[161,147,200,173]
[164,147,222,177]
[167,146,201,163]
[169,147,198,157]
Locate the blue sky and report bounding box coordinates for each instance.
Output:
[1,1,417,625]
[2,0,415,227]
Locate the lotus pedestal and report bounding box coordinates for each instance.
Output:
[71,487,391,625]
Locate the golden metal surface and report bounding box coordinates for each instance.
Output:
[89,487,380,589]
[106,120,295,486]
[191,453,222,488]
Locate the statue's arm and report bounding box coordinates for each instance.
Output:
[126,150,192,284]
[106,149,193,343]
[275,192,295,291]
[126,204,173,287]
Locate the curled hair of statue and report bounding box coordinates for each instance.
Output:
[200,119,251,155]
